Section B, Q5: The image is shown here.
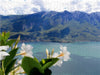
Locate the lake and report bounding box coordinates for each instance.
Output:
[18,42,100,75]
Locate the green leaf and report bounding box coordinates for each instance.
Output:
[41,59,46,65]
[0,68,3,75]
[5,59,17,75]
[6,39,16,47]
[44,68,52,75]
[4,48,18,69]
[1,32,10,42]
[4,32,10,41]
[14,35,20,49]
[2,32,5,37]
[34,57,39,63]
[21,56,44,75]
[0,32,10,45]
[29,68,43,75]
[41,58,59,70]
[0,34,2,41]
[0,40,5,46]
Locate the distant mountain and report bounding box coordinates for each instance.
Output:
[1,11,100,42]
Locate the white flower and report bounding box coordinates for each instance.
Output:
[0,45,9,51]
[9,66,25,75]
[60,46,70,61]
[0,51,9,61]
[0,46,9,61]
[52,46,70,67]
[20,43,33,58]
[18,60,22,64]
[15,66,25,75]
[9,60,25,75]
[52,52,63,67]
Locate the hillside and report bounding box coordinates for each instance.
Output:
[0,11,100,42]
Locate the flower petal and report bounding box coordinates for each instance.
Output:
[53,59,63,67]
[0,46,9,51]
[0,51,9,60]
[20,43,33,58]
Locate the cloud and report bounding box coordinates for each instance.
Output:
[32,0,46,11]
[42,0,100,13]
[0,0,100,15]
[42,0,72,11]
[0,0,42,15]
[70,0,81,5]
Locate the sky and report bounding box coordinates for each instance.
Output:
[0,0,100,15]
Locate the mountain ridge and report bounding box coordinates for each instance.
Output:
[1,11,100,42]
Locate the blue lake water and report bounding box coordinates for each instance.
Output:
[18,42,100,75]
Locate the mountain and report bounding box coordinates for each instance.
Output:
[1,11,100,42]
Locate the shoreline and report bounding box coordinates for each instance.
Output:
[18,39,100,43]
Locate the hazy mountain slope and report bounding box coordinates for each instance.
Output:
[1,11,100,42]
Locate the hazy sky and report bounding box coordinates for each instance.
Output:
[0,0,100,15]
